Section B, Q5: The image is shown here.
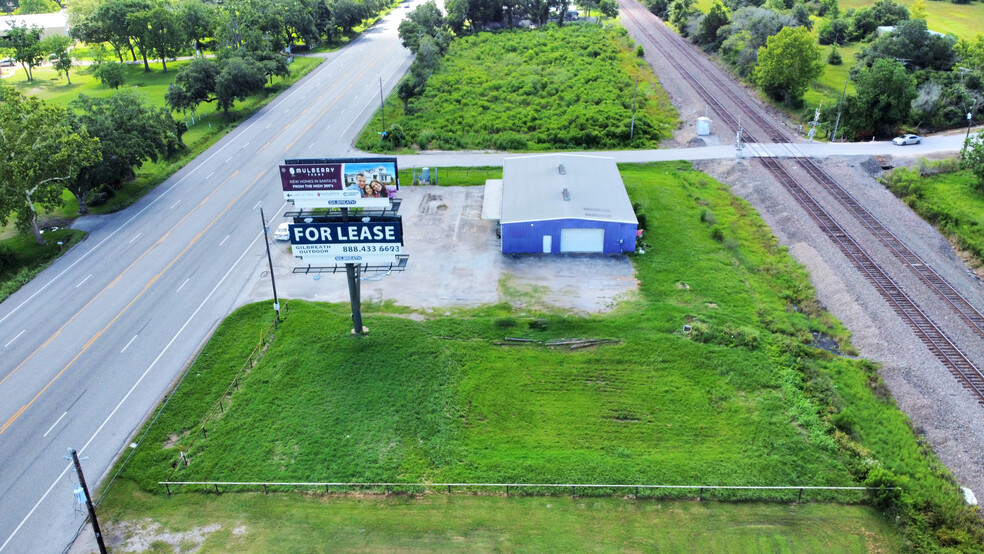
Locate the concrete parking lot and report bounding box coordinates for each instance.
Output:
[244,186,639,314]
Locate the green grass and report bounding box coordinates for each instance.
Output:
[103,161,983,549]
[356,25,678,152]
[884,164,984,269]
[0,228,86,304]
[398,166,503,187]
[103,481,900,552]
[839,0,984,39]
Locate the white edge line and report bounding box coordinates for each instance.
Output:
[0,111,267,327]
[4,330,26,348]
[120,335,138,353]
[0,201,288,552]
[42,412,68,438]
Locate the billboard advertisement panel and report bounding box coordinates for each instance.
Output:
[281,157,399,209]
[289,220,403,265]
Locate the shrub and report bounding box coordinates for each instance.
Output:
[387,124,408,148]
[827,48,842,65]
[710,225,725,241]
[491,132,527,151]
[636,44,644,57]
[0,244,15,270]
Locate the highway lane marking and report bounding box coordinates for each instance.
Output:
[219,234,230,246]
[253,200,261,209]
[0,170,261,437]
[0,199,288,553]
[3,330,25,349]
[0,171,242,391]
[128,232,142,244]
[41,412,67,438]
[265,123,271,129]
[120,335,138,353]
[225,155,234,163]
[176,278,190,293]
[207,171,214,179]
[241,142,250,149]
[74,274,92,288]
[0,102,273,330]
[169,200,181,209]
[340,58,410,139]
[279,49,395,155]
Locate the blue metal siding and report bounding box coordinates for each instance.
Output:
[502,218,637,254]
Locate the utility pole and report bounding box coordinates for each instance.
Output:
[67,448,107,554]
[630,75,638,140]
[379,77,386,133]
[259,208,281,322]
[831,78,849,143]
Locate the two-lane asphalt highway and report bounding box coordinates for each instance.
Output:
[0,8,415,552]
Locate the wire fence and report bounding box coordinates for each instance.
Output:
[163,301,290,482]
[158,480,895,505]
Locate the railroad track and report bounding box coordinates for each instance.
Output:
[620,0,984,402]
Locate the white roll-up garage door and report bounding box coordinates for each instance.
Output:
[560,228,604,252]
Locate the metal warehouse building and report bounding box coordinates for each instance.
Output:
[483,154,638,254]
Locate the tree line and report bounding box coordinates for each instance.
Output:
[642,0,983,139]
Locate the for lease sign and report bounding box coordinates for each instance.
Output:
[289,221,403,264]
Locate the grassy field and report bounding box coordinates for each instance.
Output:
[356,25,678,152]
[101,161,982,549]
[102,482,899,552]
[0,228,85,304]
[839,0,984,39]
[884,163,984,269]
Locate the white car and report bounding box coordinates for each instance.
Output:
[273,222,290,241]
[0,58,14,67]
[892,134,921,145]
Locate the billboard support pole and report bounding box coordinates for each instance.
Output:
[341,208,365,335]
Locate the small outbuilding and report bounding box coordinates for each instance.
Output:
[0,11,70,40]
[483,154,638,254]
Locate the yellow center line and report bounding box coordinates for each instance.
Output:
[281,48,393,154]
[0,170,264,437]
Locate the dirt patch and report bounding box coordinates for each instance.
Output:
[104,520,221,553]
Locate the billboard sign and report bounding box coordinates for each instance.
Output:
[280,157,399,209]
[289,220,403,265]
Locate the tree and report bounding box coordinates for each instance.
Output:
[961,130,984,191]
[176,0,216,53]
[215,56,266,113]
[14,0,59,14]
[910,0,927,21]
[93,61,126,88]
[165,56,221,113]
[0,88,101,243]
[848,58,916,137]
[124,0,157,72]
[398,0,451,55]
[754,26,823,104]
[42,34,73,84]
[669,0,698,36]
[860,18,956,72]
[67,92,186,213]
[599,0,618,19]
[4,24,44,81]
[144,5,186,72]
[331,0,364,34]
[695,0,728,50]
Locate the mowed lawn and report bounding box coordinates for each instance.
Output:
[103,483,900,552]
[104,162,974,548]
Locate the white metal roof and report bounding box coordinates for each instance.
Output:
[481,179,503,220]
[0,11,69,31]
[500,154,637,225]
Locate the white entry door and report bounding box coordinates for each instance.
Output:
[542,235,552,253]
[560,228,604,252]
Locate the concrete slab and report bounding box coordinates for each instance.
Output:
[245,186,639,314]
